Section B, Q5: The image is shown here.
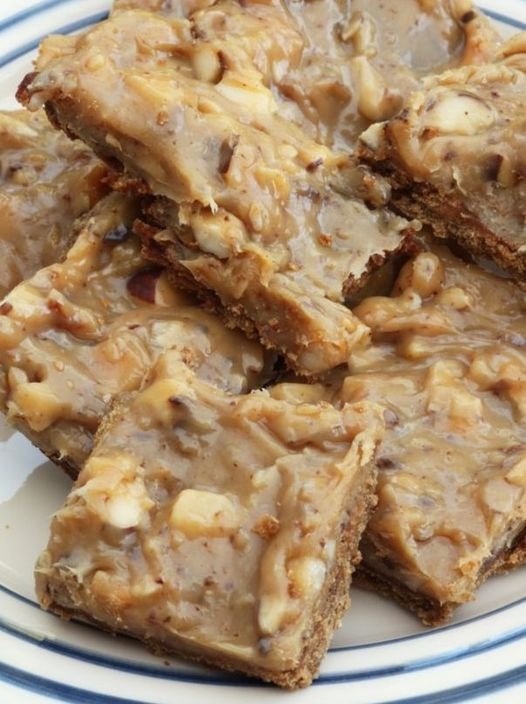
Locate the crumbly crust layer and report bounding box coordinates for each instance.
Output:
[17,3,421,375]
[339,245,526,622]
[0,193,266,476]
[36,359,383,687]
[359,42,526,279]
[357,525,526,625]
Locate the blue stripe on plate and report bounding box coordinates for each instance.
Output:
[3,605,526,685]
[0,0,79,34]
[3,581,526,656]
[2,657,526,703]
[0,2,525,701]
[483,8,526,30]
[0,13,108,69]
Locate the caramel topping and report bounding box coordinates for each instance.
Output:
[0,109,107,297]
[343,246,526,608]
[36,355,383,673]
[112,0,499,149]
[20,3,416,375]
[360,38,526,260]
[283,0,497,147]
[0,193,265,470]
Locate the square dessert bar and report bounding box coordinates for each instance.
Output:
[343,245,526,623]
[0,192,265,476]
[112,0,499,149]
[281,0,498,147]
[17,2,416,376]
[359,36,526,281]
[36,354,383,688]
[0,109,107,296]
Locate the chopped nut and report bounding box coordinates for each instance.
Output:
[422,90,496,136]
[435,287,472,310]
[338,11,378,58]
[252,514,280,539]
[287,557,326,599]
[395,253,444,297]
[192,44,223,84]
[351,56,403,123]
[481,478,520,514]
[76,454,154,529]
[85,54,106,72]
[257,594,287,636]
[506,458,526,487]
[170,489,240,538]
[8,380,66,432]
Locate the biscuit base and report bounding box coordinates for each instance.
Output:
[38,461,377,689]
[356,526,526,626]
[360,150,526,281]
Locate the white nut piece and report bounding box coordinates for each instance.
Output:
[421,90,496,136]
[395,252,444,297]
[427,384,484,430]
[0,113,38,139]
[104,487,150,530]
[269,382,328,404]
[191,44,223,83]
[258,593,287,636]
[287,556,326,598]
[8,381,66,432]
[170,489,241,538]
[351,56,402,123]
[435,287,472,310]
[481,478,520,514]
[190,208,247,259]
[339,11,378,58]
[79,455,154,530]
[216,72,278,114]
[506,457,526,487]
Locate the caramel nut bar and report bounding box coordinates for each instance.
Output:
[340,246,526,624]
[0,192,266,476]
[359,36,526,280]
[35,354,383,688]
[17,3,419,376]
[282,0,499,148]
[111,0,499,149]
[0,109,107,297]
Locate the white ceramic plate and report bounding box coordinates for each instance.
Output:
[0,1,525,702]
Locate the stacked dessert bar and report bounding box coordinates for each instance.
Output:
[0,0,524,688]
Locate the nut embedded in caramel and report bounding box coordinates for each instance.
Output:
[35,355,383,687]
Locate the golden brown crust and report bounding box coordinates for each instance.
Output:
[39,461,376,688]
[7,417,84,480]
[40,450,79,481]
[135,216,417,376]
[359,152,526,279]
[358,53,526,281]
[357,525,526,626]
[37,365,383,688]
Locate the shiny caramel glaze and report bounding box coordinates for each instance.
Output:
[19,2,416,375]
[360,34,526,279]
[111,0,499,149]
[342,246,526,620]
[0,193,266,472]
[283,0,498,149]
[36,354,383,687]
[0,109,107,297]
